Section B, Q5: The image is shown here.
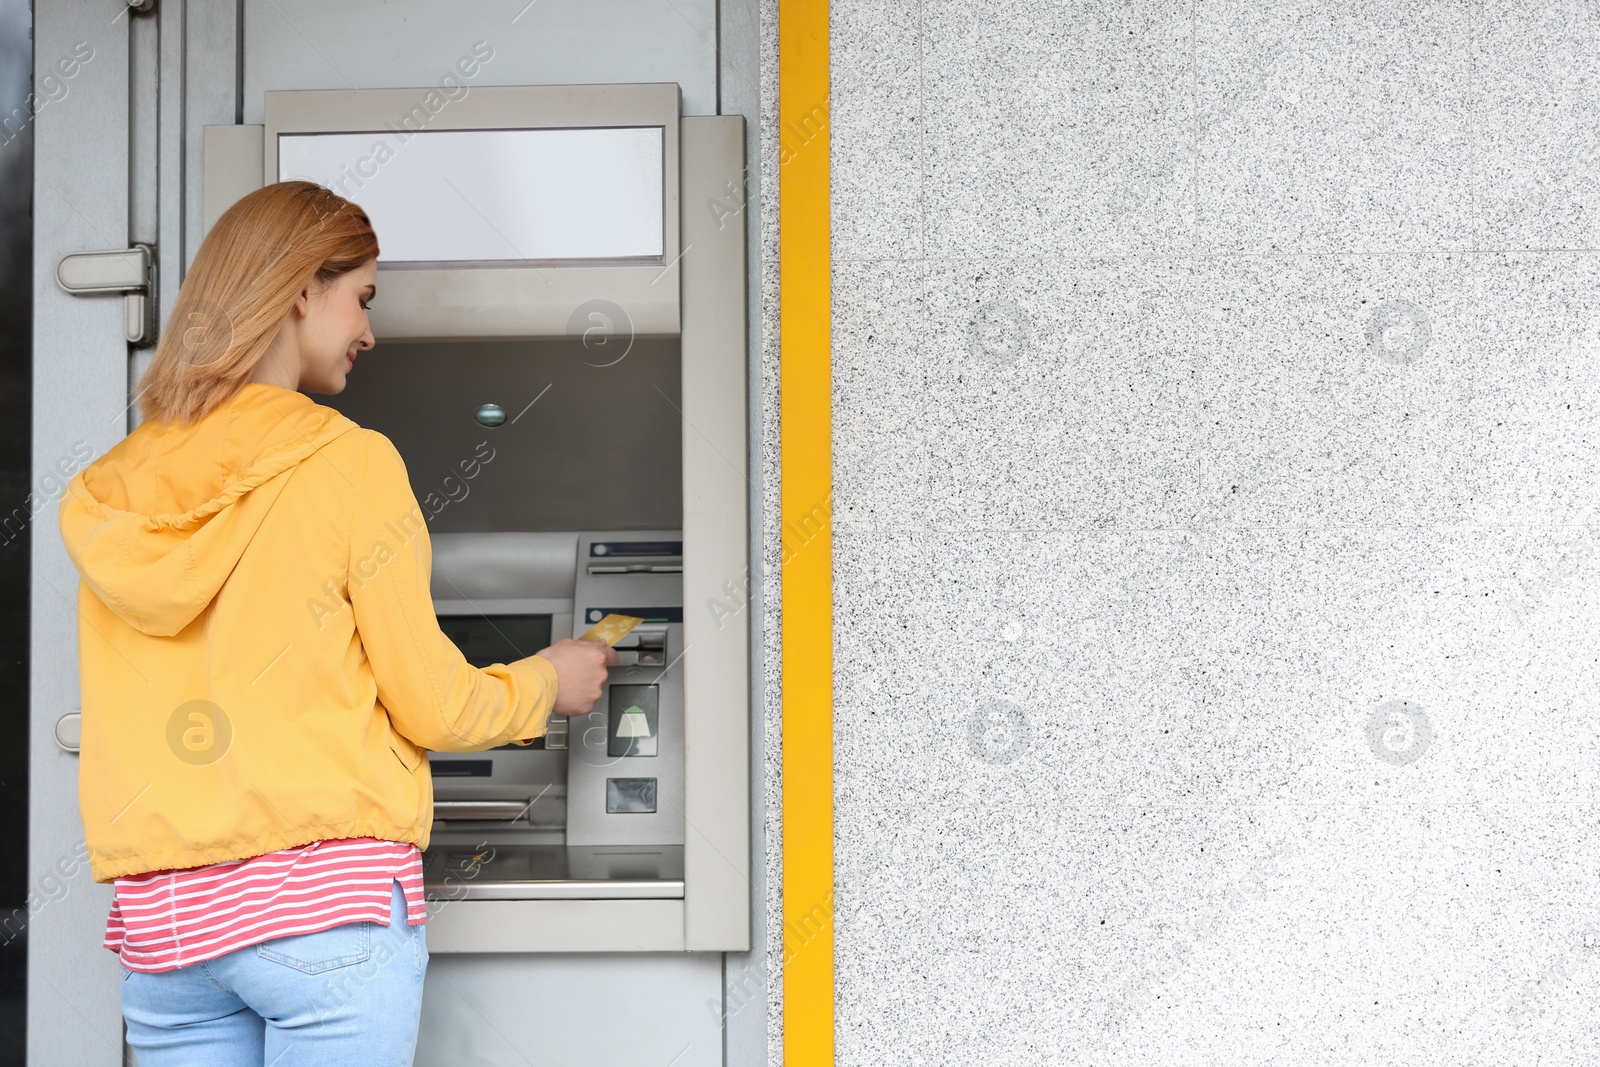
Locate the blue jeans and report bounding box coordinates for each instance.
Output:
[121,879,427,1066]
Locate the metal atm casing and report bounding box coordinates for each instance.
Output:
[203,83,750,953]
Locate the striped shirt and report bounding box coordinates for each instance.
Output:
[104,837,427,973]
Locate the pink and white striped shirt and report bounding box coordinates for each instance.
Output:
[104,837,427,973]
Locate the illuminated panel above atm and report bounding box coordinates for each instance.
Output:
[277,127,665,265]
[253,83,683,339]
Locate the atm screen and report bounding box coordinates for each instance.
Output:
[440,613,556,752]
[441,614,554,669]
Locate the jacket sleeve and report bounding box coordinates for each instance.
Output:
[346,429,557,751]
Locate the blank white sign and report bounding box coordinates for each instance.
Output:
[277,127,665,263]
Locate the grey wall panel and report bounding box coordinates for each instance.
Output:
[241,0,718,120]
[184,0,243,269]
[154,0,183,338]
[820,0,1600,1065]
[417,953,723,1067]
[201,123,262,234]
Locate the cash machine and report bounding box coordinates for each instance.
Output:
[203,83,749,1061]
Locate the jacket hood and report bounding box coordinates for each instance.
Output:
[59,383,360,637]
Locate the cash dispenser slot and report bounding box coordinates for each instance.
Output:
[432,799,536,822]
[422,844,684,900]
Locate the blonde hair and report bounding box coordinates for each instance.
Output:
[136,181,379,427]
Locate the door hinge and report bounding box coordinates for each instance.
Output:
[55,243,155,347]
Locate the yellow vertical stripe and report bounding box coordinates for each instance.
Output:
[779,0,832,1064]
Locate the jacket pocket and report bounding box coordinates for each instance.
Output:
[388,735,423,772]
[389,736,424,817]
[256,920,372,974]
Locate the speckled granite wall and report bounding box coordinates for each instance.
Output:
[767,0,1600,1063]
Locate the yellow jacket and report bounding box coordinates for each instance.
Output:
[58,382,558,883]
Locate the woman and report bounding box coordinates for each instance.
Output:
[56,181,616,1066]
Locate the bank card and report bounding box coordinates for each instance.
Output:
[578,613,644,646]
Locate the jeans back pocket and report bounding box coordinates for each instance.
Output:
[256,920,373,974]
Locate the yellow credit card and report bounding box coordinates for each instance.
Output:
[578,614,644,646]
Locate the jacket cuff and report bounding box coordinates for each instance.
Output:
[507,653,560,745]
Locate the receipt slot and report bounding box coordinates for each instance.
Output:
[203,83,751,954]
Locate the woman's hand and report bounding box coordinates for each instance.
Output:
[535,638,619,716]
